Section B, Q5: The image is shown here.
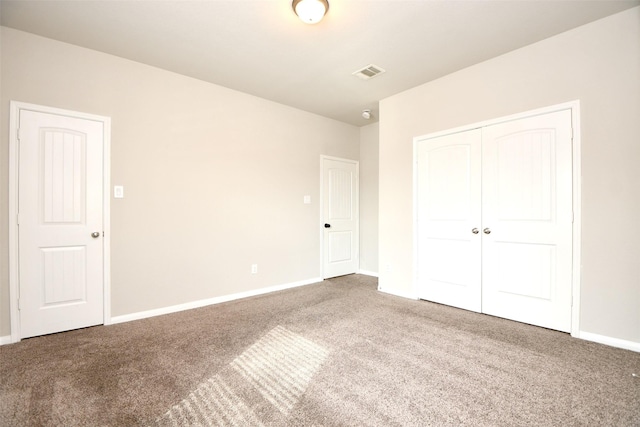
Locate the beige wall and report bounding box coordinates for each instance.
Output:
[0,28,360,336]
[379,8,640,343]
[359,122,379,275]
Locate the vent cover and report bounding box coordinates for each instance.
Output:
[352,64,386,80]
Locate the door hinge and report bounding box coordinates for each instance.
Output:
[18,298,21,311]
[16,213,19,225]
[16,128,21,141]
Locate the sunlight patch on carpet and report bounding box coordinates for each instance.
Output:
[157,326,329,425]
[230,325,330,415]
[160,374,263,426]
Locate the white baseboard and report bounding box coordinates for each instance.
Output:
[0,335,12,346]
[358,269,379,278]
[377,286,419,300]
[577,331,640,353]
[110,277,322,325]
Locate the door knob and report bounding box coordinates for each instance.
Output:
[91,232,100,238]
[483,228,491,234]
[324,224,331,228]
[472,228,479,234]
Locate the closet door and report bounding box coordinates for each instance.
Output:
[416,129,482,312]
[481,110,573,332]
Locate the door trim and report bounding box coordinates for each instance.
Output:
[8,101,112,343]
[412,100,581,337]
[320,155,359,279]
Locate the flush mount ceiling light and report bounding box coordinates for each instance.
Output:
[293,0,329,24]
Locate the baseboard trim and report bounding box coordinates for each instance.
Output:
[377,286,419,300]
[577,331,640,353]
[358,269,379,277]
[110,277,322,325]
[0,335,12,346]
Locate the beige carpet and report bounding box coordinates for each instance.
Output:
[1,274,638,426]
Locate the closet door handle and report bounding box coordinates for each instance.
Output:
[483,228,491,234]
[472,228,479,234]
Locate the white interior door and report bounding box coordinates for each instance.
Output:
[322,157,358,279]
[18,109,105,339]
[415,109,573,332]
[416,129,482,312]
[481,110,573,332]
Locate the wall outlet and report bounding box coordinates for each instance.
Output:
[251,264,258,274]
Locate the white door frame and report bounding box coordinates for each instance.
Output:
[320,155,359,279]
[8,101,112,343]
[413,100,581,337]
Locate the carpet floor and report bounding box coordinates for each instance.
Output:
[1,274,638,426]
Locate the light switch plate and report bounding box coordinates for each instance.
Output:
[114,186,124,198]
[303,195,311,204]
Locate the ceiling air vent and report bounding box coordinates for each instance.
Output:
[352,64,386,80]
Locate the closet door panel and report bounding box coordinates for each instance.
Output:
[416,129,482,312]
[481,110,573,332]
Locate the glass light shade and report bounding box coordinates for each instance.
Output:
[294,0,328,24]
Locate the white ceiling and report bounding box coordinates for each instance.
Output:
[2,0,638,126]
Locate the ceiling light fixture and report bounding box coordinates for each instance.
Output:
[293,0,329,24]
[362,109,371,120]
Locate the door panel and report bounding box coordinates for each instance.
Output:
[416,129,482,312]
[328,231,353,263]
[42,246,87,306]
[43,129,85,223]
[323,158,358,279]
[495,130,554,221]
[481,110,573,332]
[19,110,104,339]
[495,243,555,300]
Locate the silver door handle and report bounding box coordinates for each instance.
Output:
[483,228,491,234]
[91,232,100,238]
[472,228,479,234]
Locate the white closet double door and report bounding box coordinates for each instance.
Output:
[416,110,573,332]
